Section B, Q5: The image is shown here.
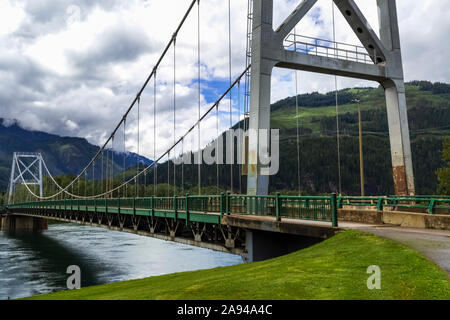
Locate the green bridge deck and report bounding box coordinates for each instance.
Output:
[5,194,339,227]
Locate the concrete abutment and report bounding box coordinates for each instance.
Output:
[0,214,48,232]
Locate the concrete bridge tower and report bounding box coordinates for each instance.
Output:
[247,0,415,196]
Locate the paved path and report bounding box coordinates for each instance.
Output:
[342,222,450,274]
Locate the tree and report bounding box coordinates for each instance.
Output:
[437,137,450,195]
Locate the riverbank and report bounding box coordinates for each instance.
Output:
[25,230,449,300]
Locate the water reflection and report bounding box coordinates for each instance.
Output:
[0,222,243,299]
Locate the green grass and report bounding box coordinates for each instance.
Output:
[24,230,449,300]
[271,103,381,131]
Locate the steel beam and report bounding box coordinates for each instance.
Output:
[334,0,388,63]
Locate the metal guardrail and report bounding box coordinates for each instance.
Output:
[337,196,450,214]
[6,194,339,227]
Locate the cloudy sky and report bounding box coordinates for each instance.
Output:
[0,0,449,160]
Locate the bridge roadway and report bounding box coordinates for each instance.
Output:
[3,195,450,264]
[2,195,339,262]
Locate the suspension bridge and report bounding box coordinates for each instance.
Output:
[2,0,449,262]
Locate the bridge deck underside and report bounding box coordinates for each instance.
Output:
[9,207,245,255]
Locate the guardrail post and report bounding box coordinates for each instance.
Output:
[118,197,121,215]
[377,197,384,211]
[337,196,343,209]
[173,195,177,223]
[133,197,136,216]
[428,199,436,214]
[94,198,97,214]
[105,198,108,215]
[226,192,231,215]
[220,193,225,217]
[331,193,338,227]
[275,192,281,222]
[151,196,155,219]
[185,193,190,226]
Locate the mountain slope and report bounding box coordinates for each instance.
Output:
[1,81,449,195]
[0,120,152,190]
[149,81,450,196]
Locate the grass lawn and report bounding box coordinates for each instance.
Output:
[25,230,449,300]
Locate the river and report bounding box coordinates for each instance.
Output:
[0,222,243,300]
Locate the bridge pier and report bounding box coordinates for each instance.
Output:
[245,229,322,262]
[1,214,48,232]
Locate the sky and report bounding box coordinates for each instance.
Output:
[0,0,449,160]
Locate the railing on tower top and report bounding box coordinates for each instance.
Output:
[284,34,382,65]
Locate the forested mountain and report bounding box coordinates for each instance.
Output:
[1,81,449,197]
[150,81,450,196]
[0,120,152,190]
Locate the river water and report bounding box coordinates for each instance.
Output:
[0,222,243,300]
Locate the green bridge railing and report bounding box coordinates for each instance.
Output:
[6,193,339,227]
[337,195,450,214]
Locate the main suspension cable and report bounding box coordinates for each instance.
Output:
[29,0,199,200]
[19,67,250,200]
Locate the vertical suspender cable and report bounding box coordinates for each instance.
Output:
[101,150,104,195]
[181,137,184,194]
[173,37,177,196]
[167,150,170,198]
[106,147,109,197]
[332,0,342,195]
[216,104,220,193]
[294,28,301,195]
[92,161,95,197]
[197,0,201,195]
[238,79,242,194]
[123,118,126,198]
[112,135,115,197]
[137,96,140,198]
[228,0,233,194]
[154,70,157,196]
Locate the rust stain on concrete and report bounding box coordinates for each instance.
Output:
[393,165,408,195]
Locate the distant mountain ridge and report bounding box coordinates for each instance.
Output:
[0,119,152,190]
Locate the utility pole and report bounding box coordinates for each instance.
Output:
[353,99,365,196]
